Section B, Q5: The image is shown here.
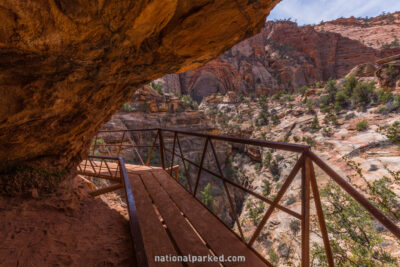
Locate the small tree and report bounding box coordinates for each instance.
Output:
[343,75,358,97]
[311,115,321,132]
[262,179,271,197]
[200,183,214,211]
[150,81,163,95]
[352,82,375,107]
[297,85,309,97]
[334,90,348,112]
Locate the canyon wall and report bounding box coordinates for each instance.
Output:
[160,14,400,102]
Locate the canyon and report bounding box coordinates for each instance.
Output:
[1,4,400,266]
[95,12,400,265]
[158,12,400,102]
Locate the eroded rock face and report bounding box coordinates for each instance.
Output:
[376,55,400,90]
[161,17,400,101]
[0,0,279,172]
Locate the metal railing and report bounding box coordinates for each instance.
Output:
[80,128,400,267]
[78,155,148,267]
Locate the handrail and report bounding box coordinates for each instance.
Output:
[88,128,400,266]
[79,155,148,267]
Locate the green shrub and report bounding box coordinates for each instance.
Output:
[289,220,300,235]
[271,113,280,125]
[262,179,271,197]
[315,81,323,88]
[393,95,400,109]
[343,75,358,97]
[269,160,281,181]
[263,151,272,167]
[268,248,279,265]
[311,115,320,132]
[302,136,316,147]
[122,103,135,112]
[376,88,393,104]
[334,90,348,112]
[375,105,390,115]
[272,92,283,100]
[306,100,315,114]
[200,183,214,211]
[297,85,308,96]
[325,79,339,103]
[249,201,265,226]
[378,121,400,144]
[293,136,299,142]
[150,81,163,95]
[256,110,270,126]
[352,82,375,107]
[322,127,333,137]
[356,120,369,131]
[285,196,296,205]
[180,94,198,110]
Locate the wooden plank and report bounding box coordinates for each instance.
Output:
[140,171,219,267]
[152,169,269,266]
[129,174,182,267]
[89,183,123,197]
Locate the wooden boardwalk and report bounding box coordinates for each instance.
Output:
[123,165,267,266]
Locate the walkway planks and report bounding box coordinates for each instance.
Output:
[124,165,268,266]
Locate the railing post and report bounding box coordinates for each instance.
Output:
[146,131,159,166]
[193,137,209,196]
[309,157,334,267]
[158,129,166,170]
[301,155,311,267]
[170,132,177,176]
[116,131,126,157]
[92,133,99,159]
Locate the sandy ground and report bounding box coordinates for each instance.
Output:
[0,175,134,266]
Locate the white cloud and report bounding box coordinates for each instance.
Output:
[268,0,400,25]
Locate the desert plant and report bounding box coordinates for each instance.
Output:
[377,121,400,144]
[289,219,300,235]
[325,79,339,103]
[356,120,368,131]
[343,75,358,97]
[150,81,163,95]
[297,85,309,96]
[302,136,316,147]
[311,181,398,266]
[180,94,198,110]
[262,179,271,197]
[334,90,349,112]
[268,248,279,265]
[200,183,214,211]
[376,88,393,104]
[248,201,265,226]
[311,115,321,132]
[123,102,136,112]
[352,82,376,107]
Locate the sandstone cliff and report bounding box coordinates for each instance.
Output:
[160,14,400,101]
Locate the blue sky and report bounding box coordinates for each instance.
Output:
[268,0,400,25]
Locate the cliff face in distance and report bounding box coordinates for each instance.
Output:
[0,0,280,174]
[159,12,400,102]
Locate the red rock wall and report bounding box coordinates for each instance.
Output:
[164,18,400,101]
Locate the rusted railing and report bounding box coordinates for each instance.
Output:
[82,128,400,267]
